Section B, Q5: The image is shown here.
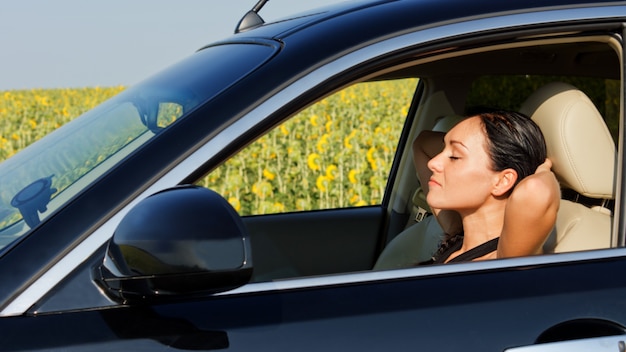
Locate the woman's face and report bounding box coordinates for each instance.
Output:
[426,116,499,213]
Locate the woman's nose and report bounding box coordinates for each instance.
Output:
[428,152,444,172]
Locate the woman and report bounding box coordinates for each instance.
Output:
[414,110,560,264]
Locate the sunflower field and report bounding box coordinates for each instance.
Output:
[0,79,417,215]
[197,78,418,215]
[0,87,125,160]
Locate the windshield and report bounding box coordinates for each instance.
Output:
[0,43,276,249]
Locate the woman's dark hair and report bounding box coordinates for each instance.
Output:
[477,110,547,188]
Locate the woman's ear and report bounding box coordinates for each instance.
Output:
[492,169,518,196]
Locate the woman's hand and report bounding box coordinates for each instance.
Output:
[498,159,560,258]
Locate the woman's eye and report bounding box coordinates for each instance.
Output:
[449,155,460,160]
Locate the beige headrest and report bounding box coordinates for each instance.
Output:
[432,114,464,132]
[520,82,615,199]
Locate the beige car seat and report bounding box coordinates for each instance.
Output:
[519,82,615,252]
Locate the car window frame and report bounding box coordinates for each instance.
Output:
[4,5,626,317]
[195,77,419,216]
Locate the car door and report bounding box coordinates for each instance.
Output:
[196,77,420,281]
[1,4,626,352]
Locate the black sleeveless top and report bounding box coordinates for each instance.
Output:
[420,234,499,265]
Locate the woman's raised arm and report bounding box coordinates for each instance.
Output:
[497,159,560,257]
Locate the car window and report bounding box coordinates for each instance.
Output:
[376,36,622,271]
[29,78,421,313]
[0,43,277,252]
[196,78,418,215]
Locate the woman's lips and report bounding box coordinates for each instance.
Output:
[428,178,441,188]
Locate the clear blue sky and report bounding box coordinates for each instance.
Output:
[0,0,343,90]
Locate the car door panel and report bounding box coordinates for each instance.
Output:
[26,205,387,315]
[3,255,626,351]
[244,206,385,281]
[194,256,626,351]
[506,335,626,351]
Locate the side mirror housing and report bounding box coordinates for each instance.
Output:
[93,185,252,303]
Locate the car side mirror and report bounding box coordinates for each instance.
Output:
[93,185,252,304]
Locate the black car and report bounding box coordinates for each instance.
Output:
[0,0,625,350]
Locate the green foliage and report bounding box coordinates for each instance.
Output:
[466,75,620,141]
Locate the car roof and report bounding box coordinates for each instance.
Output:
[206,0,622,88]
[228,0,626,43]
[205,0,624,81]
